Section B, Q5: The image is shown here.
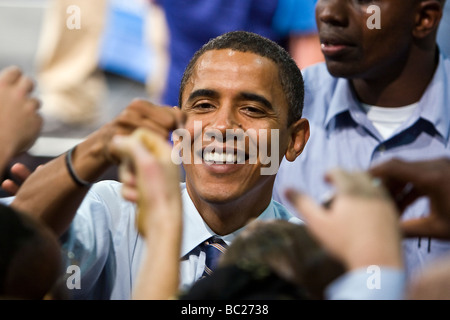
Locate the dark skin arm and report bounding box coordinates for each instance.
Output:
[11,99,183,236]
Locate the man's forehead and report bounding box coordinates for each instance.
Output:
[196,49,268,70]
[181,49,280,100]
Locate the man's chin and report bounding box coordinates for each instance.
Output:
[196,187,243,204]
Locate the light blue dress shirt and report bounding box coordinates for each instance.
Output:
[273,54,450,281]
[59,180,300,300]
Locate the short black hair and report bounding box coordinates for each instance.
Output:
[179,31,304,126]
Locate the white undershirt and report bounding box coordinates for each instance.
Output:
[360,102,419,140]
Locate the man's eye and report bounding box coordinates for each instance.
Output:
[242,106,264,115]
[193,103,215,111]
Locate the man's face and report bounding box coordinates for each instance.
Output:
[179,49,291,204]
[316,0,417,79]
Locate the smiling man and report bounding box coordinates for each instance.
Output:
[10,31,309,299]
[273,0,450,280]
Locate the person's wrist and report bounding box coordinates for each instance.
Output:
[64,135,112,186]
[139,202,182,237]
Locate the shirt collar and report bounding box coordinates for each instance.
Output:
[324,77,361,129]
[323,54,450,140]
[179,185,278,257]
[416,53,450,140]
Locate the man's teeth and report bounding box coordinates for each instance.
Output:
[203,151,243,163]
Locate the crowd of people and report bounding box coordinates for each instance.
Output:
[0,0,449,300]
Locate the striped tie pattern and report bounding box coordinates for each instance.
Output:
[202,236,228,277]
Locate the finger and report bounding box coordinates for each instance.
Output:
[0,66,22,85]
[1,179,20,195]
[370,158,433,192]
[121,184,139,203]
[132,128,173,163]
[10,163,33,182]
[116,114,172,140]
[324,168,355,194]
[16,74,35,94]
[285,189,328,225]
[118,161,137,187]
[401,217,439,238]
[128,99,180,131]
[401,216,450,240]
[112,133,165,170]
[110,135,137,160]
[26,97,41,111]
[172,106,187,129]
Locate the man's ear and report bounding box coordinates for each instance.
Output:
[285,118,310,162]
[413,0,443,39]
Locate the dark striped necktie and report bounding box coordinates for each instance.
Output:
[202,236,228,277]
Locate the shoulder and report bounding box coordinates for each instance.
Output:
[77,180,135,230]
[89,179,123,194]
[302,62,336,90]
[301,63,339,120]
[440,54,450,72]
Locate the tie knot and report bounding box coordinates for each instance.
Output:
[205,236,227,250]
[202,236,228,277]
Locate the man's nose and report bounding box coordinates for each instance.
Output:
[203,107,244,143]
[205,108,242,138]
[317,0,349,28]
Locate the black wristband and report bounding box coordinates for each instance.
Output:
[65,146,93,188]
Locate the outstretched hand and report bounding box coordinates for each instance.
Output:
[0,66,42,157]
[111,128,182,236]
[286,168,403,271]
[370,158,450,240]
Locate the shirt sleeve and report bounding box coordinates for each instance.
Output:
[61,180,136,299]
[272,0,318,36]
[325,267,406,300]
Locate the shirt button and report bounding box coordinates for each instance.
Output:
[378,144,386,153]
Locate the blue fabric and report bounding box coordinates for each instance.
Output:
[437,0,450,58]
[273,54,450,280]
[98,1,154,83]
[272,0,318,36]
[201,236,228,277]
[156,0,283,107]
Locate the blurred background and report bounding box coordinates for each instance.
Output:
[0,0,163,186]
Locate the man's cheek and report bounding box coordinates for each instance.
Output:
[259,129,280,176]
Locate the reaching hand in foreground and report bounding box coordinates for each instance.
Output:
[370,158,450,240]
[0,66,42,175]
[111,128,182,299]
[286,169,403,272]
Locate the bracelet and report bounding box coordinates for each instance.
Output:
[65,146,93,188]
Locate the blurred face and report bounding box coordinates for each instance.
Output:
[179,49,292,205]
[316,0,417,79]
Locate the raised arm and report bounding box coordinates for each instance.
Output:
[286,169,406,300]
[112,128,182,300]
[370,157,450,240]
[11,99,182,236]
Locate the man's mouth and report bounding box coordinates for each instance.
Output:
[201,149,249,164]
[319,35,356,57]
